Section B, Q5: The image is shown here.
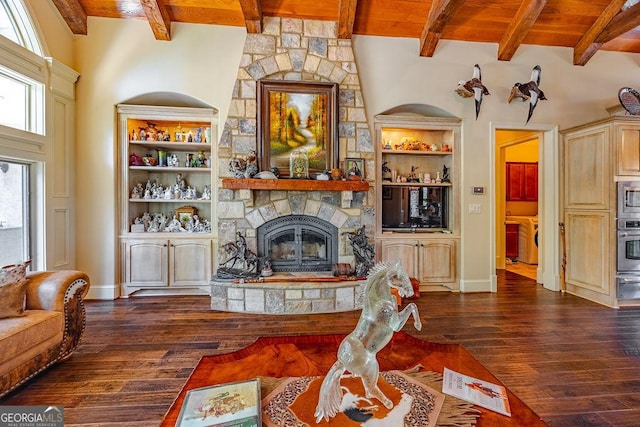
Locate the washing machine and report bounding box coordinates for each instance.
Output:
[506,216,538,264]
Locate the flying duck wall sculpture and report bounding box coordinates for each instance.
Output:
[508,65,547,124]
[455,64,490,120]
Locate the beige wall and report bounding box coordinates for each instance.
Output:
[26,0,74,65]
[28,7,640,297]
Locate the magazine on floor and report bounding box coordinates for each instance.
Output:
[176,378,261,427]
[441,368,511,417]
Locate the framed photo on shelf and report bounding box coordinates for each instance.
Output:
[176,378,261,427]
[257,79,338,178]
[176,205,197,224]
[345,157,364,179]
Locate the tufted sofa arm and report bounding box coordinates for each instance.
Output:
[24,270,90,359]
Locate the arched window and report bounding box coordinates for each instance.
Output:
[0,0,45,134]
[0,0,43,55]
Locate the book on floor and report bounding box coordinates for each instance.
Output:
[441,368,511,417]
[176,378,261,427]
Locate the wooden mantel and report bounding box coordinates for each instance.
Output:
[221,178,370,192]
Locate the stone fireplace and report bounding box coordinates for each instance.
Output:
[212,17,375,314]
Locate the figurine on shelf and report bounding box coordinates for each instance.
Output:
[129,152,143,166]
[166,215,185,232]
[382,161,392,182]
[130,183,143,199]
[443,165,450,183]
[199,185,211,200]
[407,165,420,182]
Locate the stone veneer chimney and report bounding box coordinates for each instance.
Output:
[217,17,375,268]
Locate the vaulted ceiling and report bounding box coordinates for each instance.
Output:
[50,0,640,66]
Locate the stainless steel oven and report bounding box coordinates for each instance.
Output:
[617,219,640,272]
[617,275,640,300]
[618,181,640,217]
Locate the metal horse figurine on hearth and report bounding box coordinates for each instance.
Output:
[314,261,422,422]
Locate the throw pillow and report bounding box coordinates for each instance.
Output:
[0,260,32,319]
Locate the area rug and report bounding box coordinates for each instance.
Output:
[260,368,481,427]
[161,333,546,427]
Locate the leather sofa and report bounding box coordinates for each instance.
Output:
[0,270,90,398]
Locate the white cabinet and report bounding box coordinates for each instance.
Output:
[123,238,213,295]
[379,238,457,290]
[117,104,218,296]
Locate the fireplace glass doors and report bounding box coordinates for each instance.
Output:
[257,215,338,272]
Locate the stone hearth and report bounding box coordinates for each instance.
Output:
[211,276,364,314]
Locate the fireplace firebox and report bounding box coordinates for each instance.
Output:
[257,215,338,272]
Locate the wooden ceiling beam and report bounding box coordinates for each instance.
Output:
[595,2,640,43]
[140,0,171,41]
[419,0,466,57]
[338,0,358,39]
[497,0,547,61]
[239,0,263,33]
[51,0,87,35]
[573,0,627,66]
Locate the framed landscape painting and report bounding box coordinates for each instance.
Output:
[257,79,338,178]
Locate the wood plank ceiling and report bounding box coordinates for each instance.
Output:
[50,0,640,65]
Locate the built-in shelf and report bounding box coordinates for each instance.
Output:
[221,178,370,192]
[382,182,452,187]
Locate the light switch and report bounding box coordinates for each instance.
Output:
[469,204,481,214]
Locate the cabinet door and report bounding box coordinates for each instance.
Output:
[563,124,610,210]
[380,240,419,278]
[564,211,613,306]
[506,162,538,201]
[523,163,538,201]
[170,239,212,286]
[505,224,519,259]
[506,163,524,201]
[617,125,640,176]
[418,240,456,283]
[125,240,168,287]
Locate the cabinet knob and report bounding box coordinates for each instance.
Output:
[163,243,168,247]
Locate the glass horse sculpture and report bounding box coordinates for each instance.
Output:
[314,261,422,422]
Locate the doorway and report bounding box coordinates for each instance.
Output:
[497,132,539,280]
[491,123,560,292]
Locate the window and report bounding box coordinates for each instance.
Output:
[0,159,30,266]
[0,0,45,268]
[0,66,42,132]
[0,0,42,55]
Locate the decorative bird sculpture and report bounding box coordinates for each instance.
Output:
[508,65,547,124]
[455,64,490,119]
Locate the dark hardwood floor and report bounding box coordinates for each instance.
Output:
[3,270,640,426]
